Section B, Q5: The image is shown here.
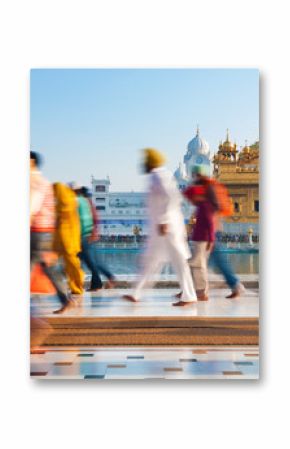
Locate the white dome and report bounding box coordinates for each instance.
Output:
[174,162,188,181]
[185,127,210,161]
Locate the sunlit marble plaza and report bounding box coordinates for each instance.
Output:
[31,274,259,379]
[30,127,260,380]
[33,285,259,319]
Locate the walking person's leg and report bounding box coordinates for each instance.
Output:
[189,241,210,300]
[40,262,68,305]
[79,237,102,291]
[210,240,244,298]
[63,251,84,294]
[167,241,197,306]
[210,246,238,289]
[30,232,74,314]
[123,248,163,302]
[91,242,116,285]
[30,232,53,347]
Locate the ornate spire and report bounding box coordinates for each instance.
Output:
[196,124,200,136]
[226,128,230,142]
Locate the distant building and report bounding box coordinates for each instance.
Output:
[174,125,211,189]
[213,130,259,234]
[91,176,147,236]
[91,127,259,237]
[91,127,211,237]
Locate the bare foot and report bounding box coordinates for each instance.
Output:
[172,300,196,307]
[105,279,117,289]
[197,295,209,301]
[53,299,76,314]
[226,284,245,299]
[226,291,240,299]
[122,294,139,303]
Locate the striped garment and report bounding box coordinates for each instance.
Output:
[30,170,56,232]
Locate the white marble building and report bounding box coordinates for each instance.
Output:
[91,176,147,236]
[91,127,211,237]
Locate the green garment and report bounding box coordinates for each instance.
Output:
[78,196,93,237]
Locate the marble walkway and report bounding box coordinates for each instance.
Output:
[30,345,259,380]
[32,288,259,318]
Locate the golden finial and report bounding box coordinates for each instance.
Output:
[226,128,230,142]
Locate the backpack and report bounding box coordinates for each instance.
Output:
[207,179,233,217]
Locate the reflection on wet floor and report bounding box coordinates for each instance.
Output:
[31,288,259,318]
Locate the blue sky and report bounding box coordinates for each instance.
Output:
[30,68,259,191]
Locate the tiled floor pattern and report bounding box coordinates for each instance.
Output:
[32,288,259,318]
[30,345,259,379]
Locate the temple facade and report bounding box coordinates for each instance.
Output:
[213,130,259,234]
[91,127,210,236]
[91,127,259,237]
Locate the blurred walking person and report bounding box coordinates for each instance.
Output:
[30,152,74,318]
[210,230,245,298]
[183,165,216,301]
[53,183,84,301]
[80,187,116,290]
[184,164,244,299]
[123,148,196,306]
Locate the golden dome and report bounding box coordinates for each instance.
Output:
[220,129,236,151]
[241,140,252,154]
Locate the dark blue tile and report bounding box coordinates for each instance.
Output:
[84,375,105,379]
[179,358,197,362]
[234,361,253,366]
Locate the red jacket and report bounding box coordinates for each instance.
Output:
[183,185,216,242]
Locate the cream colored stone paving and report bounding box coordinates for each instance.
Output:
[30,345,259,379]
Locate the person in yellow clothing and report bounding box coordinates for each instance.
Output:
[53,183,84,298]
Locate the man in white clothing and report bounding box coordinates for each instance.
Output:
[123,148,197,306]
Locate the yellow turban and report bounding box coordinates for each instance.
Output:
[143,148,166,170]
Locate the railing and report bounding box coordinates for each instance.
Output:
[94,241,259,251]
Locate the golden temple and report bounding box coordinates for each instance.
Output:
[213,130,259,226]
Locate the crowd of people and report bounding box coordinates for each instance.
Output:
[30,147,246,315]
[123,149,245,305]
[30,151,115,314]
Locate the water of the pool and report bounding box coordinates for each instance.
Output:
[90,249,259,275]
